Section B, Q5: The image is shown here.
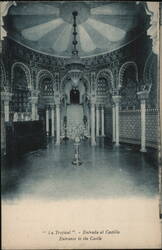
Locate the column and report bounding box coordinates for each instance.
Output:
[1,92,12,122]
[31,100,36,120]
[4,100,10,122]
[56,103,60,145]
[101,106,105,136]
[35,103,39,120]
[30,96,38,121]
[91,102,96,146]
[137,91,149,152]
[87,112,90,137]
[46,108,49,136]
[112,104,116,142]
[112,95,121,146]
[51,105,55,137]
[96,105,99,136]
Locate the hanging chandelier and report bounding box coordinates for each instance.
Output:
[66,11,85,88]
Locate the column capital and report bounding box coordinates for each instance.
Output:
[43,96,55,104]
[112,95,121,105]
[31,89,39,97]
[90,95,96,105]
[29,96,38,104]
[49,104,55,109]
[56,103,60,109]
[137,90,149,101]
[1,91,12,102]
[55,93,61,105]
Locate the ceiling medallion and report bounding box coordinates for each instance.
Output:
[66,11,85,88]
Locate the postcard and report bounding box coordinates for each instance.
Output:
[1,1,162,249]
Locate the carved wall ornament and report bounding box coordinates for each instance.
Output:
[61,71,90,94]
[137,90,149,101]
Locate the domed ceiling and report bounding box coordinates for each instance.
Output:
[4,1,148,58]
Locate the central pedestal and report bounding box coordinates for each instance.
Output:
[72,142,82,167]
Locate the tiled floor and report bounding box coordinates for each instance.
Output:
[1,138,159,200]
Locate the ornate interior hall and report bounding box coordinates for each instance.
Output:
[1,1,160,201]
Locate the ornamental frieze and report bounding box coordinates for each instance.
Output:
[3,33,151,74]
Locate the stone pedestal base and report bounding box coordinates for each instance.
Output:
[140,148,147,153]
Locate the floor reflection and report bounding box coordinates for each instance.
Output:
[1,138,159,200]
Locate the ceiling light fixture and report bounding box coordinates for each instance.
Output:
[66,11,85,88]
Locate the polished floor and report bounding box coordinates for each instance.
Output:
[1,138,159,200]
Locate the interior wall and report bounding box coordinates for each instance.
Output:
[146,109,159,148]
[119,110,141,145]
[119,109,159,148]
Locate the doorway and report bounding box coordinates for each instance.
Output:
[70,88,80,104]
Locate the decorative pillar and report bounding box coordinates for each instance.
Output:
[29,90,39,121]
[4,99,10,122]
[112,104,116,142]
[87,112,90,137]
[46,107,49,136]
[56,103,61,145]
[137,90,149,152]
[30,96,38,121]
[91,100,96,146]
[51,105,55,137]
[96,105,100,136]
[1,92,12,122]
[112,95,121,146]
[101,106,105,137]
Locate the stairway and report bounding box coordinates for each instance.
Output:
[66,104,85,138]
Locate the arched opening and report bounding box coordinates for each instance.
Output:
[12,66,30,115]
[120,65,138,110]
[70,88,80,104]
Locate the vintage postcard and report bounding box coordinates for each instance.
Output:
[1,1,162,249]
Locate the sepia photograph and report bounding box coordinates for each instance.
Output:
[1,1,162,249]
